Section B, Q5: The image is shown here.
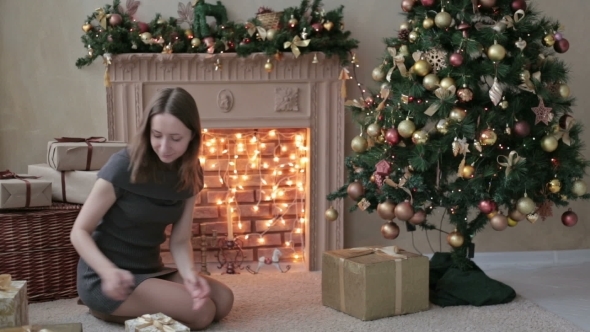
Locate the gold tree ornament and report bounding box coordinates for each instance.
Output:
[264,59,273,72]
[351,135,368,153]
[325,206,338,222]
[447,230,464,248]
[547,179,562,193]
[283,36,310,58]
[572,180,587,197]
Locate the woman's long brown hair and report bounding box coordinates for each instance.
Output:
[128,87,204,194]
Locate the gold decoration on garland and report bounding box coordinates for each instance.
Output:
[283,36,311,58]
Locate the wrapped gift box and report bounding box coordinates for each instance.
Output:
[0,171,51,209]
[0,323,82,332]
[125,313,190,332]
[47,137,126,171]
[322,246,430,321]
[27,164,97,205]
[0,275,28,328]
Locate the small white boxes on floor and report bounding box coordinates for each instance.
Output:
[125,313,190,332]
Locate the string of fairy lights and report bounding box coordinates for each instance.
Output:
[199,128,308,261]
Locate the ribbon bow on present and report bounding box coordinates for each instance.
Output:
[50,136,108,171]
[135,314,177,332]
[0,171,41,208]
[283,36,310,58]
[0,274,16,292]
[497,151,526,177]
[347,245,409,260]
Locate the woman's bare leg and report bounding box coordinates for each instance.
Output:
[162,272,234,321]
[110,278,216,330]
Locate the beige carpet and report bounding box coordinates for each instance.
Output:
[29,271,583,332]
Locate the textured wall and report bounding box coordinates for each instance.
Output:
[0,0,588,254]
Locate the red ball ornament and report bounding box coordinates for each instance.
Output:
[554,39,570,53]
[385,128,401,145]
[401,0,415,12]
[561,209,578,227]
[511,0,527,11]
[420,0,436,6]
[449,52,464,67]
[137,22,150,33]
[311,23,323,32]
[478,200,497,214]
[513,120,531,138]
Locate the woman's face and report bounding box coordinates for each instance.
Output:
[150,113,193,164]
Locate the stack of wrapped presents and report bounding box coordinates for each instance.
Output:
[0,137,126,330]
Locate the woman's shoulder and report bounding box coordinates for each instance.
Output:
[97,148,131,186]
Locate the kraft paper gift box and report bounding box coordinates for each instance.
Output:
[47,137,126,171]
[0,323,82,332]
[0,171,52,209]
[0,275,28,329]
[322,246,430,321]
[27,164,97,205]
[125,313,190,332]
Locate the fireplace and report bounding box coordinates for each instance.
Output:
[105,52,344,271]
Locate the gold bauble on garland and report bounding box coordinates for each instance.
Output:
[411,130,429,145]
[447,229,464,248]
[408,31,420,43]
[572,180,587,197]
[423,17,434,29]
[266,28,277,41]
[540,135,558,152]
[436,119,449,134]
[547,179,562,193]
[559,84,571,98]
[366,123,382,137]
[449,107,467,122]
[517,195,536,215]
[435,9,452,29]
[264,59,274,73]
[440,77,456,90]
[542,34,556,47]
[423,73,440,91]
[507,217,519,227]
[461,165,475,179]
[191,37,201,47]
[487,41,506,62]
[351,135,368,153]
[325,206,339,222]
[479,129,498,146]
[398,119,416,138]
[372,65,386,81]
[413,59,432,77]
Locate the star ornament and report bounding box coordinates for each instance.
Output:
[531,97,553,125]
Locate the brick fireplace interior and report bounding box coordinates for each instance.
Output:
[105,52,344,272]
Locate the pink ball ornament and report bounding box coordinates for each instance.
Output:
[420,0,436,6]
[561,209,578,227]
[554,32,563,41]
[513,120,531,138]
[478,200,497,214]
[401,0,415,12]
[385,128,401,145]
[511,0,527,11]
[449,52,464,67]
[109,13,123,26]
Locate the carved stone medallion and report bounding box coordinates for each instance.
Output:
[218,89,234,113]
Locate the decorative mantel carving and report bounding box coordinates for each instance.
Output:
[105,52,344,271]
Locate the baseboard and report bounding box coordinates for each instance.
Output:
[424,249,590,269]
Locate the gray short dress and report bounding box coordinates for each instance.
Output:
[76,149,194,314]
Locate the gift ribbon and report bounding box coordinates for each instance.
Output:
[497,151,525,177]
[424,85,456,116]
[0,274,16,292]
[386,47,408,81]
[49,136,107,171]
[283,36,310,58]
[336,246,408,316]
[0,170,40,208]
[135,314,177,332]
[553,116,575,146]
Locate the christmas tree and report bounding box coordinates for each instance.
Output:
[327,0,589,273]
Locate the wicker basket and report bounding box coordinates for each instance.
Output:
[256,11,283,30]
[0,203,82,302]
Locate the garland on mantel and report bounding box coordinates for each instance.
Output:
[76,0,359,74]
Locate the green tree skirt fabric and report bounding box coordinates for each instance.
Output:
[429,253,516,307]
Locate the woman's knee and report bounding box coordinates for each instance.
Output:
[187,298,216,330]
[214,284,234,320]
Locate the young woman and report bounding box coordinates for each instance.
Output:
[71,87,233,330]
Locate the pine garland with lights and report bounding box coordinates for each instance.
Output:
[75,0,358,69]
[327,0,590,273]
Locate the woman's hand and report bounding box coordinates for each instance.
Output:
[99,267,135,301]
[184,273,211,310]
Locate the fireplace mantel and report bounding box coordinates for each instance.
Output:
[106,52,344,271]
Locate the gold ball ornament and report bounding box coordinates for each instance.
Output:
[399,21,411,30]
[191,37,201,47]
[507,217,519,227]
[82,23,93,33]
[397,119,416,138]
[487,42,507,62]
[408,31,420,43]
[540,135,559,152]
[490,214,508,231]
[447,230,464,248]
[381,221,400,240]
[542,34,556,47]
[140,32,153,43]
[266,29,277,41]
[264,59,274,73]
[413,60,432,77]
[548,179,562,193]
[559,84,571,98]
[436,119,449,134]
[288,15,299,27]
[184,29,194,38]
[366,123,382,137]
[440,77,456,90]
[423,74,440,91]
[449,107,467,122]
[509,209,526,221]
[461,165,475,179]
[325,206,339,222]
[572,180,587,197]
[351,136,368,153]
[423,17,434,29]
[370,175,376,183]
[517,195,536,215]
[487,210,498,219]
[435,10,452,29]
[411,130,429,145]
[347,182,365,201]
[395,201,415,221]
[372,65,386,82]
[156,17,167,25]
[375,135,385,144]
[377,200,397,220]
[500,100,509,109]
[479,129,498,146]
